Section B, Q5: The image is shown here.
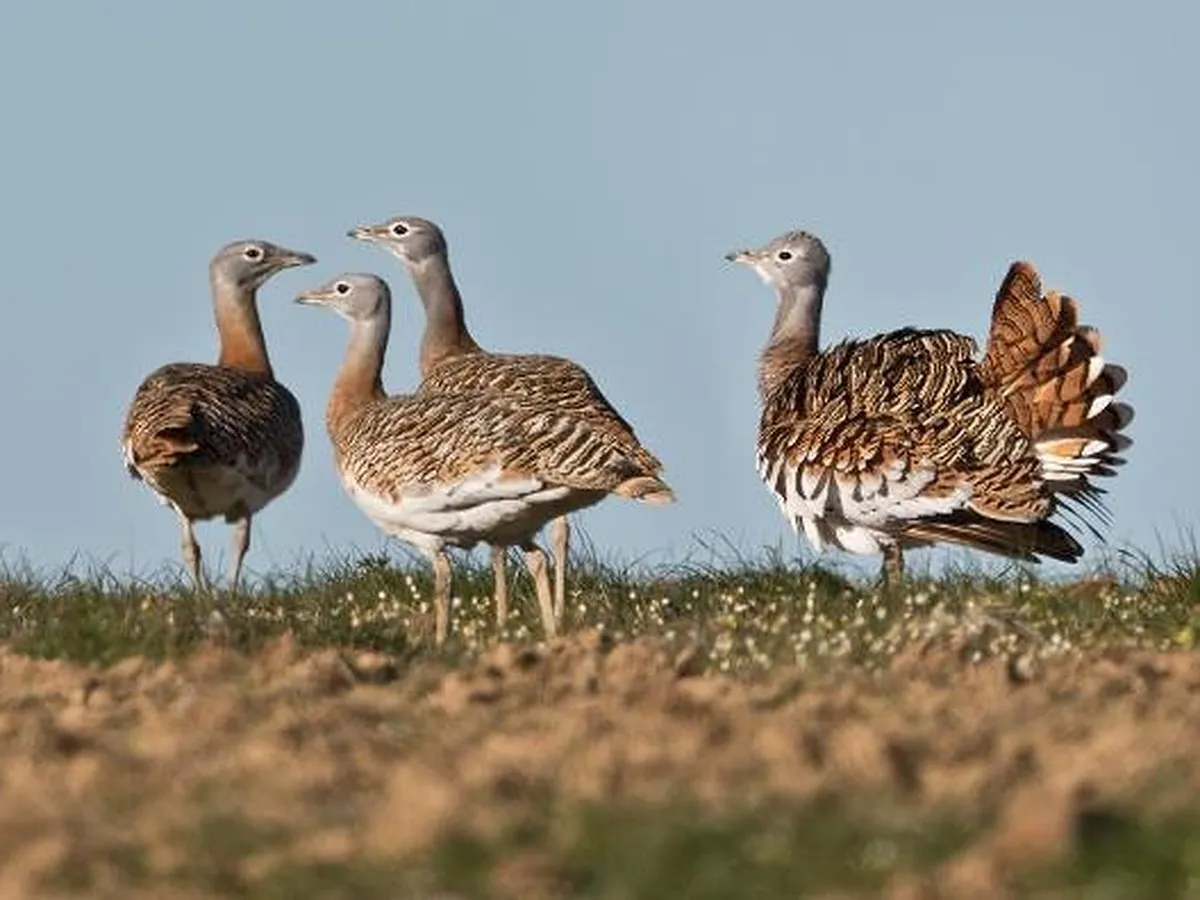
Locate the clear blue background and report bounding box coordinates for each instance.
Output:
[0,1,1192,579]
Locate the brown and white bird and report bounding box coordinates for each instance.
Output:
[122,239,315,592]
[296,272,672,644]
[726,229,1133,582]
[347,215,672,627]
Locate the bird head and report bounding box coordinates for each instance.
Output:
[725,229,831,292]
[211,239,316,291]
[295,272,391,323]
[346,215,447,268]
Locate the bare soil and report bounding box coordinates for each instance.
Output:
[1,628,1198,898]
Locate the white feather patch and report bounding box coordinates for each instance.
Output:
[762,454,973,557]
[342,462,588,552]
[832,525,883,555]
[1086,394,1113,419]
[801,516,825,550]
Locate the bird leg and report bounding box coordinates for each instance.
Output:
[491,545,509,628]
[432,550,452,646]
[880,543,905,587]
[228,514,251,595]
[520,543,558,640]
[551,515,569,624]
[176,510,208,593]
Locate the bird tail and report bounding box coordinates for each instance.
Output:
[901,512,1084,563]
[122,402,203,476]
[979,262,1133,516]
[613,475,676,505]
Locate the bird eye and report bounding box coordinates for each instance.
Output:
[777,250,793,262]
[243,246,264,261]
[390,222,409,237]
[335,282,351,295]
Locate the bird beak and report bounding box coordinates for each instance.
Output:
[724,249,757,266]
[279,250,317,269]
[346,224,384,243]
[294,287,331,306]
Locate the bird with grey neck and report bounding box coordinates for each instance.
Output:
[727,228,1133,583]
[296,271,673,645]
[122,239,315,596]
[347,215,673,630]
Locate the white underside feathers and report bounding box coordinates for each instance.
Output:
[758,450,974,556]
[342,461,600,556]
[132,452,291,522]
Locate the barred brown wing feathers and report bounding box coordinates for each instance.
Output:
[761,330,982,472]
[421,352,662,473]
[758,329,1051,539]
[330,392,670,505]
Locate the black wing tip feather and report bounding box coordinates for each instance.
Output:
[900,511,1085,564]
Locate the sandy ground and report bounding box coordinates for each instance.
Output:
[0,628,1198,898]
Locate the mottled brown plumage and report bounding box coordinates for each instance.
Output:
[330,390,664,510]
[298,273,671,645]
[420,352,663,474]
[121,239,314,591]
[348,215,672,623]
[123,363,303,520]
[759,329,1049,518]
[728,229,1133,578]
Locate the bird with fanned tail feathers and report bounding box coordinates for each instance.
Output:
[296,272,673,645]
[347,215,672,629]
[122,239,315,594]
[726,229,1133,582]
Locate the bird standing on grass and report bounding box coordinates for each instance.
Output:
[296,272,673,645]
[122,239,315,594]
[347,215,672,628]
[726,229,1133,582]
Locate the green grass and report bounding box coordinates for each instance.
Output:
[45,793,1200,899]
[269,797,982,900]
[1,542,1196,671]
[1021,807,1200,898]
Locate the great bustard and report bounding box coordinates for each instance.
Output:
[296,272,672,644]
[726,229,1133,582]
[346,215,671,627]
[122,239,315,592]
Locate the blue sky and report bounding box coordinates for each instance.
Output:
[0,1,1193,580]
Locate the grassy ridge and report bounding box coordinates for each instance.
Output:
[1,542,1196,667]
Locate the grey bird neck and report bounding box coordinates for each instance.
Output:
[211,272,273,377]
[327,308,390,438]
[758,282,824,399]
[408,252,483,377]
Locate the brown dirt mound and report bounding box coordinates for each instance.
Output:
[0,631,1198,897]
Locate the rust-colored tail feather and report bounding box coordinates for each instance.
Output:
[979,261,1133,503]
